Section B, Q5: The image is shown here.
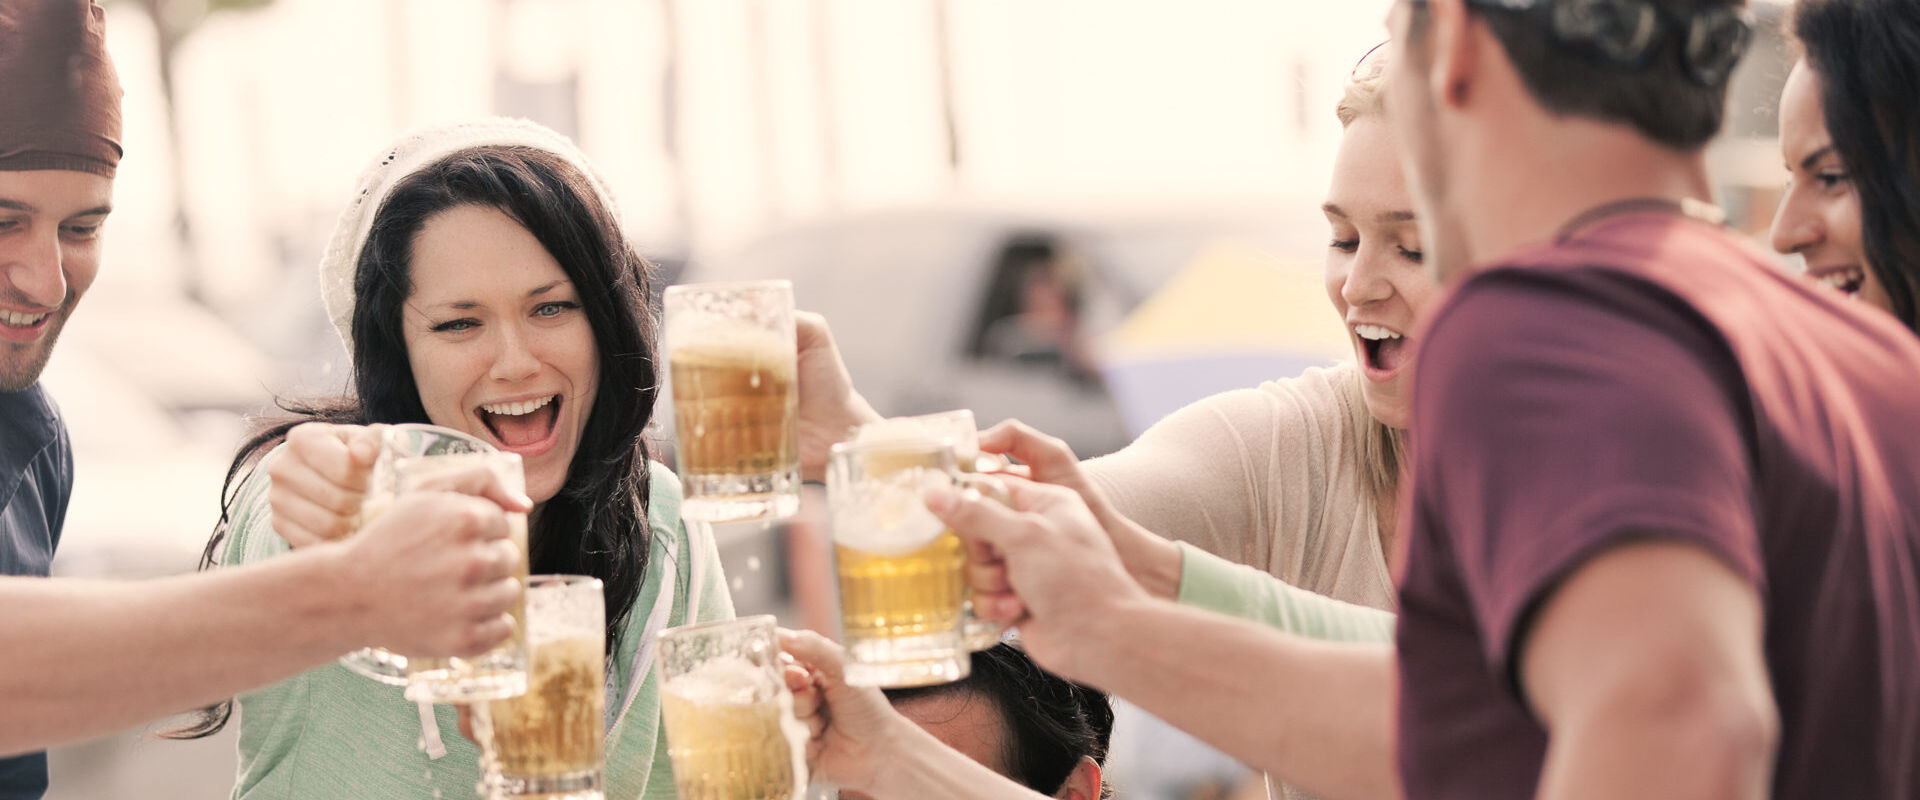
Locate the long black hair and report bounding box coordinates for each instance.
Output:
[170,145,660,738]
[1795,0,1920,332]
[885,643,1115,797]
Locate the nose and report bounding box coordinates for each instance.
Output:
[1770,185,1823,257]
[1341,245,1395,308]
[4,225,69,309]
[489,324,541,383]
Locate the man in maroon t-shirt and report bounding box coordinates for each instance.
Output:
[1383,1,1920,799]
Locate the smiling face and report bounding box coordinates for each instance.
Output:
[0,170,112,392]
[1323,117,1437,431]
[402,204,599,504]
[1771,61,1893,312]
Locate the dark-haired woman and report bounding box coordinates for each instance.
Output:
[1772,0,1920,332]
[201,119,732,800]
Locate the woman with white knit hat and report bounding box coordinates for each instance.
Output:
[179,118,734,800]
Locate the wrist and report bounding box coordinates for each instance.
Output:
[297,543,374,653]
[1116,522,1184,601]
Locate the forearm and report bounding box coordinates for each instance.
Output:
[1070,598,1400,800]
[868,717,1053,800]
[1175,543,1394,642]
[0,549,363,754]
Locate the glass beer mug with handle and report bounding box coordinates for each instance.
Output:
[664,280,802,523]
[827,437,975,688]
[338,423,532,703]
[486,575,606,800]
[657,616,810,800]
[851,410,1006,652]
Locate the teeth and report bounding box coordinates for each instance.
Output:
[1353,324,1403,341]
[1820,268,1864,292]
[0,310,49,327]
[480,395,555,416]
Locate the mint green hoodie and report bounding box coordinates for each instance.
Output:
[221,454,734,800]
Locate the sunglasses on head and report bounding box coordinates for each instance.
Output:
[1401,0,1753,87]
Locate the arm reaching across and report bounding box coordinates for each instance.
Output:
[0,472,529,756]
[928,478,1400,800]
[266,422,385,547]
[779,628,1052,800]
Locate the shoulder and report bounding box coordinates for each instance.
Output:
[644,460,685,538]
[221,443,292,566]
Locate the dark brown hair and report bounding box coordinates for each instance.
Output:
[1793,0,1920,331]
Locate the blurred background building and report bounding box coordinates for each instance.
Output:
[42,0,1797,797]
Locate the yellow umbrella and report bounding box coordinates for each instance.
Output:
[1099,241,1351,435]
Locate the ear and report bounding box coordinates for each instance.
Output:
[1053,756,1104,800]
[1425,0,1479,109]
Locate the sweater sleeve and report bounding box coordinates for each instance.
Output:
[1175,542,1394,642]
[1085,365,1361,584]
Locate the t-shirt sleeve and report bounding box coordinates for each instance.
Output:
[1413,270,1764,683]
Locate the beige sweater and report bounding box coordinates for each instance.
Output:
[1086,362,1396,612]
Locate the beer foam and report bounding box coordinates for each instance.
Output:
[667,314,795,380]
[665,655,776,707]
[854,411,979,461]
[829,466,950,554]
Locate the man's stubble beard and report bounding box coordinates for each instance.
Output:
[0,310,70,394]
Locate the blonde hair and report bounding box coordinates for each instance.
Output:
[1337,48,1390,128]
[1334,48,1408,528]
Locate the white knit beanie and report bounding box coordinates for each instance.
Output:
[317,117,623,360]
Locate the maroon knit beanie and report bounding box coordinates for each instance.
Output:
[0,0,123,177]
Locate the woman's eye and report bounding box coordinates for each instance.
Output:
[1816,171,1851,191]
[534,301,580,318]
[1329,238,1360,253]
[1398,246,1425,263]
[431,319,479,333]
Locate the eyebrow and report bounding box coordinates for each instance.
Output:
[437,280,571,311]
[1799,145,1837,172]
[0,199,114,218]
[1322,203,1416,224]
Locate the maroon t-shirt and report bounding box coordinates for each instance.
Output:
[1395,213,1920,800]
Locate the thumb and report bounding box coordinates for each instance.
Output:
[345,424,385,470]
[419,463,535,513]
[924,481,1028,553]
[778,628,847,686]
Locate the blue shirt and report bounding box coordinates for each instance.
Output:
[0,384,72,800]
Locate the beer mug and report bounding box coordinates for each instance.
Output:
[827,438,972,687]
[664,280,801,523]
[852,411,1005,651]
[339,423,531,704]
[486,575,606,799]
[657,616,809,800]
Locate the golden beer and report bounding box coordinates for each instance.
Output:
[489,637,604,779]
[487,575,607,799]
[828,440,970,687]
[657,617,807,800]
[853,410,1003,651]
[665,281,801,522]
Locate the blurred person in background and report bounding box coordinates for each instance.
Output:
[0,1,526,793]
[177,119,733,800]
[865,642,1113,800]
[1770,0,1920,333]
[969,234,1103,385]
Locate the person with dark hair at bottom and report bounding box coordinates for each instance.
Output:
[849,644,1112,800]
